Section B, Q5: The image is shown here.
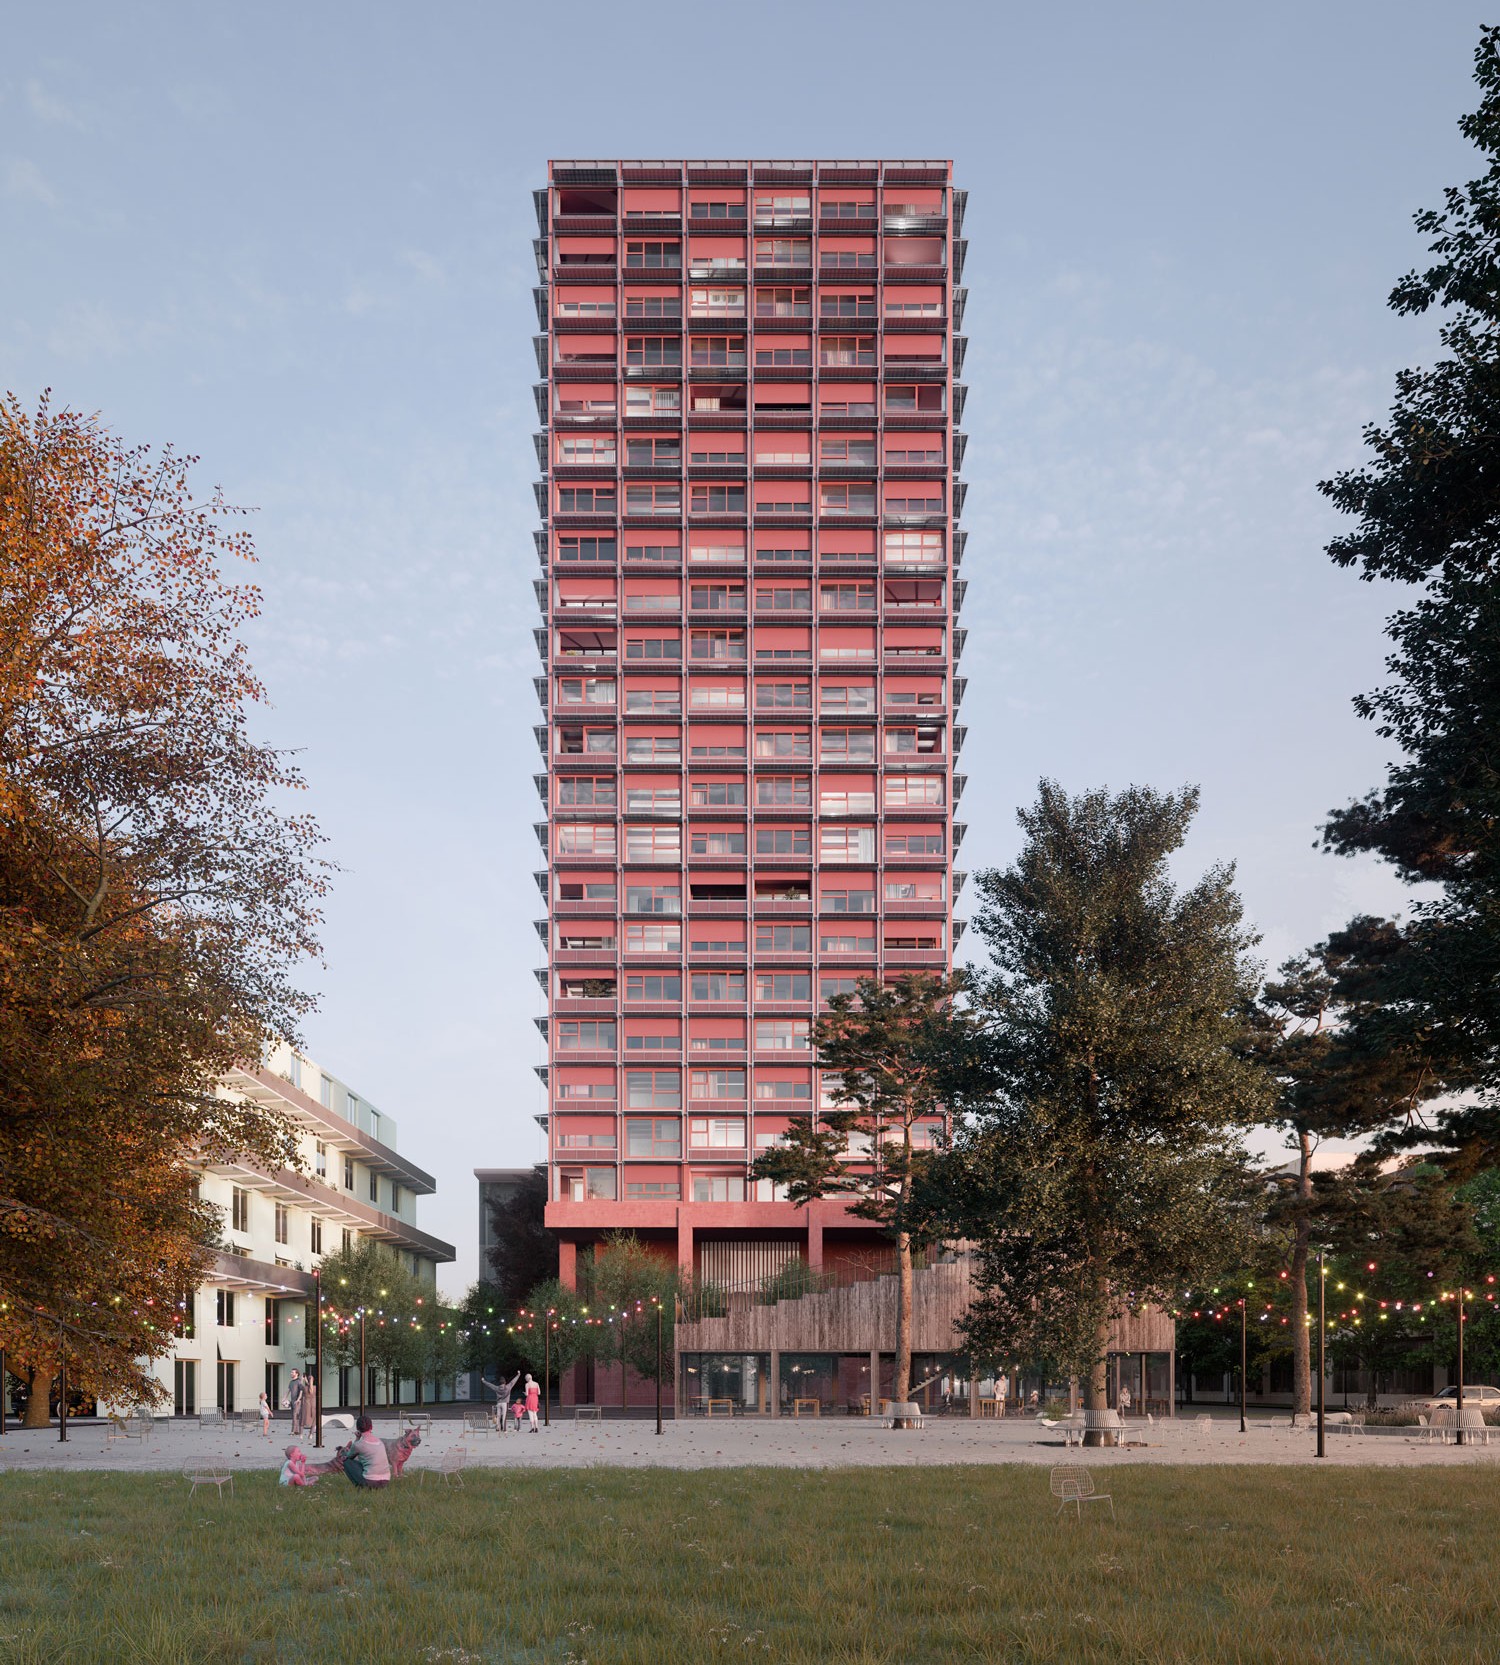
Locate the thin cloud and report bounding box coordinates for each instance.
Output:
[3,158,58,207]
[25,80,86,128]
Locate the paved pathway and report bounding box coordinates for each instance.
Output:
[4,1412,1497,1473]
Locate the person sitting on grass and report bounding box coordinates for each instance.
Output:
[279,1445,316,1487]
[341,1414,392,1489]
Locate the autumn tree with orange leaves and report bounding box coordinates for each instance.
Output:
[0,395,329,1422]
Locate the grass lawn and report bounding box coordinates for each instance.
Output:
[1,1465,1496,1663]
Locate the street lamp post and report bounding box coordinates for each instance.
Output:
[1316,1251,1326,1460]
[1,1347,7,1437]
[313,1271,323,1449]
[543,1312,551,1428]
[359,1310,366,1422]
[1239,1298,1247,1435]
[655,1299,664,1436]
[58,1353,67,1443]
[1457,1286,1467,1448]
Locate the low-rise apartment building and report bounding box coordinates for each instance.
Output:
[134,1041,456,1418]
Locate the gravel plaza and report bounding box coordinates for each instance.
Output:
[6,1408,1500,1475]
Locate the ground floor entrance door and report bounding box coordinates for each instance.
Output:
[216,1360,237,1413]
[174,1359,197,1417]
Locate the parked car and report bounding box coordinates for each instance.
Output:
[1415,1385,1500,1411]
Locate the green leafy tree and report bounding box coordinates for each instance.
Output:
[1248,947,1447,1415]
[752,972,977,1412]
[457,1280,530,1393]
[920,782,1271,1443]
[1316,26,1500,1165]
[506,1279,591,1408]
[588,1235,680,1402]
[314,1239,424,1404]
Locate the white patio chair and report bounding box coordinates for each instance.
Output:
[421,1444,468,1487]
[183,1459,234,1499]
[1050,1465,1113,1519]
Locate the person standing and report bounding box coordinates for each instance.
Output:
[482,1370,522,1432]
[258,1389,273,1439]
[524,1373,541,1432]
[300,1372,317,1440]
[286,1369,304,1436]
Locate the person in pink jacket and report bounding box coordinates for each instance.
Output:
[524,1374,541,1432]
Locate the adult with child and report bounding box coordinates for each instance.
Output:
[482,1369,522,1432]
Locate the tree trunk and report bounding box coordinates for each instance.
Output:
[1082,1306,1113,1447]
[891,1230,913,1426]
[22,1365,52,1429]
[1291,1130,1313,1418]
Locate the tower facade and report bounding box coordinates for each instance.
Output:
[534,159,967,1299]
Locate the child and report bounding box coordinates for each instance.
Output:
[511,1399,525,1433]
[258,1390,272,1439]
[279,1444,314,1486]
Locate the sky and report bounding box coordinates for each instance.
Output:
[3,2,1492,1293]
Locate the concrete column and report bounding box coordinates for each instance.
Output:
[969,1374,980,1420]
[807,1214,824,1273]
[558,1240,577,1292]
[770,1349,780,1417]
[1168,1348,1176,1417]
[676,1212,694,1277]
[870,1349,881,1414]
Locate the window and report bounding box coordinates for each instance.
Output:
[310,1217,323,1255]
[886,832,945,855]
[754,343,812,367]
[626,435,680,466]
[626,241,680,269]
[626,921,682,952]
[820,292,877,318]
[817,688,875,719]
[690,629,746,661]
[755,826,811,856]
[692,971,746,1001]
[689,687,745,714]
[342,1228,353,1254]
[820,930,872,952]
[559,880,617,902]
[885,384,945,413]
[623,1070,679,1110]
[369,1171,380,1203]
[689,336,746,368]
[756,1019,811,1051]
[274,1204,289,1246]
[820,582,875,611]
[754,682,810,710]
[691,199,740,219]
[754,585,810,611]
[883,529,944,565]
[692,1175,747,1202]
[886,726,944,754]
[755,238,810,266]
[690,1116,747,1147]
[625,385,682,417]
[556,823,617,857]
[314,1140,327,1178]
[625,483,681,514]
[557,677,616,706]
[625,824,681,861]
[625,336,681,368]
[627,974,682,1000]
[756,1078,812,1101]
[216,1290,236,1328]
[691,780,747,806]
[755,923,811,952]
[689,286,745,317]
[691,829,746,856]
[557,1021,618,1050]
[626,541,681,564]
[344,1156,355,1191]
[624,735,680,763]
[755,285,810,318]
[690,583,746,612]
[754,730,811,759]
[690,484,746,513]
[557,1080,617,1101]
[886,776,945,807]
[624,784,679,814]
[820,975,861,1003]
[755,972,811,1001]
[391,1183,402,1214]
[820,825,876,863]
[231,1187,249,1234]
[754,194,810,224]
[822,729,876,762]
[626,884,681,915]
[626,1118,682,1157]
[820,336,876,367]
[690,1069,746,1100]
[559,777,618,807]
[558,484,617,513]
[558,434,618,465]
[755,776,810,806]
[823,886,875,913]
[558,727,617,757]
[624,687,680,713]
[585,1168,618,1200]
[555,535,618,567]
[886,877,944,901]
[628,1181,682,1199]
[625,294,681,318]
[626,1027,679,1050]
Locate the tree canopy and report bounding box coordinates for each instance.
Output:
[0,395,328,1417]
